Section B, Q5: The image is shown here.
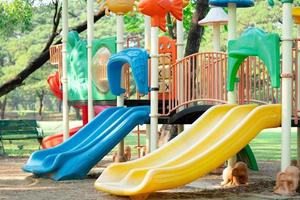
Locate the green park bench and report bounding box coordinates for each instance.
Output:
[0,120,44,154]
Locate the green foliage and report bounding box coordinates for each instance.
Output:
[124,12,144,34]
[0,0,33,37]
[183,1,196,34]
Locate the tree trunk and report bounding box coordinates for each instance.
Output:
[0,10,106,98]
[0,96,7,119]
[57,100,62,113]
[37,90,45,119]
[184,0,209,57]
[167,13,176,39]
[75,107,82,120]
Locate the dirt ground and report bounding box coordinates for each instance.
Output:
[1,157,300,200]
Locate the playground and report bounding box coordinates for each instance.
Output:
[2,0,300,199]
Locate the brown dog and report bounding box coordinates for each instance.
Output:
[112,146,131,162]
[274,165,300,195]
[221,162,248,187]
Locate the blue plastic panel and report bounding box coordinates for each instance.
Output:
[23,106,150,180]
[107,48,149,96]
[209,0,254,7]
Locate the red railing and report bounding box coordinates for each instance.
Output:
[154,45,299,122]
[292,39,300,123]
[50,40,300,123]
[49,44,62,76]
[159,52,228,116]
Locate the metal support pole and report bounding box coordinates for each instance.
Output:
[62,0,69,141]
[150,27,159,152]
[177,19,184,133]
[87,0,94,122]
[297,25,300,165]
[116,15,125,107]
[281,2,293,171]
[146,124,151,154]
[144,16,151,52]
[227,2,237,167]
[116,15,125,161]
[212,24,221,52]
[145,16,151,153]
[213,23,221,100]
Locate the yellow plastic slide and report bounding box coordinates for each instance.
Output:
[95,104,281,198]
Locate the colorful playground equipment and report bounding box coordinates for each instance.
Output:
[22,0,300,198]
[23,46,150,179]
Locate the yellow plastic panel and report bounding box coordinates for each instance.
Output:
[95,104,281,197]
[292,7,300,24]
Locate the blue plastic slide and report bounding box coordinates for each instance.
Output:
[22,106,150,180]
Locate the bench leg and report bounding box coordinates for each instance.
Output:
[0,139,5,156]
[37,138,43,150]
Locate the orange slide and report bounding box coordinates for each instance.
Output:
[41,126,82,149]
[44,72,82,149]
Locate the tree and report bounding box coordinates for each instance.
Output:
[0,1,106,98]
[0,0,33,37]
[184,0,209,56]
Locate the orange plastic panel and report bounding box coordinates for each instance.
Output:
[138,0,183,32]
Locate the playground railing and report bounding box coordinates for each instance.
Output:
[49,39,300,124]
[159,52,228,116]
[49,44,62,75]
[292,39,300,124]
[157,49,299,123]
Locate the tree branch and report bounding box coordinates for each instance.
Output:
[42,0,62,52]
[0,10,106,97]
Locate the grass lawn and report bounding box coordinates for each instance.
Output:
[250,128,298,161]
[0,122,298,161]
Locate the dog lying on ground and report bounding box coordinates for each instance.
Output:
[221,162,248,187]
[112,146,131,162]
[274,164,300,195]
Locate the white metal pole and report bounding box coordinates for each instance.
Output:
[228,3,237,40]
[297,25,300,165]
[146,124,150,154]
[62,0,69,141]
[281,2,293,171]
[117,15,125,106]
[212,24,221,52]
[144,16,151,51]
[213,23,221,100]
[227,3,237,167]
[177,20,184,106]
[87,0,94,122]
[116,14,125,161]
[177,19,184,133]
[145,16,151,153]
[150,27,159,152]
[297,25,300,113]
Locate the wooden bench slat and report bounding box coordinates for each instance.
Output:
[0,120,44,154]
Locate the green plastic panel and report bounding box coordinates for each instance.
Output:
[67,31,117,101]
[227,28,280,91]
[237,144,259,171]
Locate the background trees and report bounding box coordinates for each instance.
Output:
[0,0,299,118]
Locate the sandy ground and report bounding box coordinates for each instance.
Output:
[1,157,300,200]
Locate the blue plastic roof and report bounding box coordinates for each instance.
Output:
[209,0,254,8]
[107,48,149,96]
